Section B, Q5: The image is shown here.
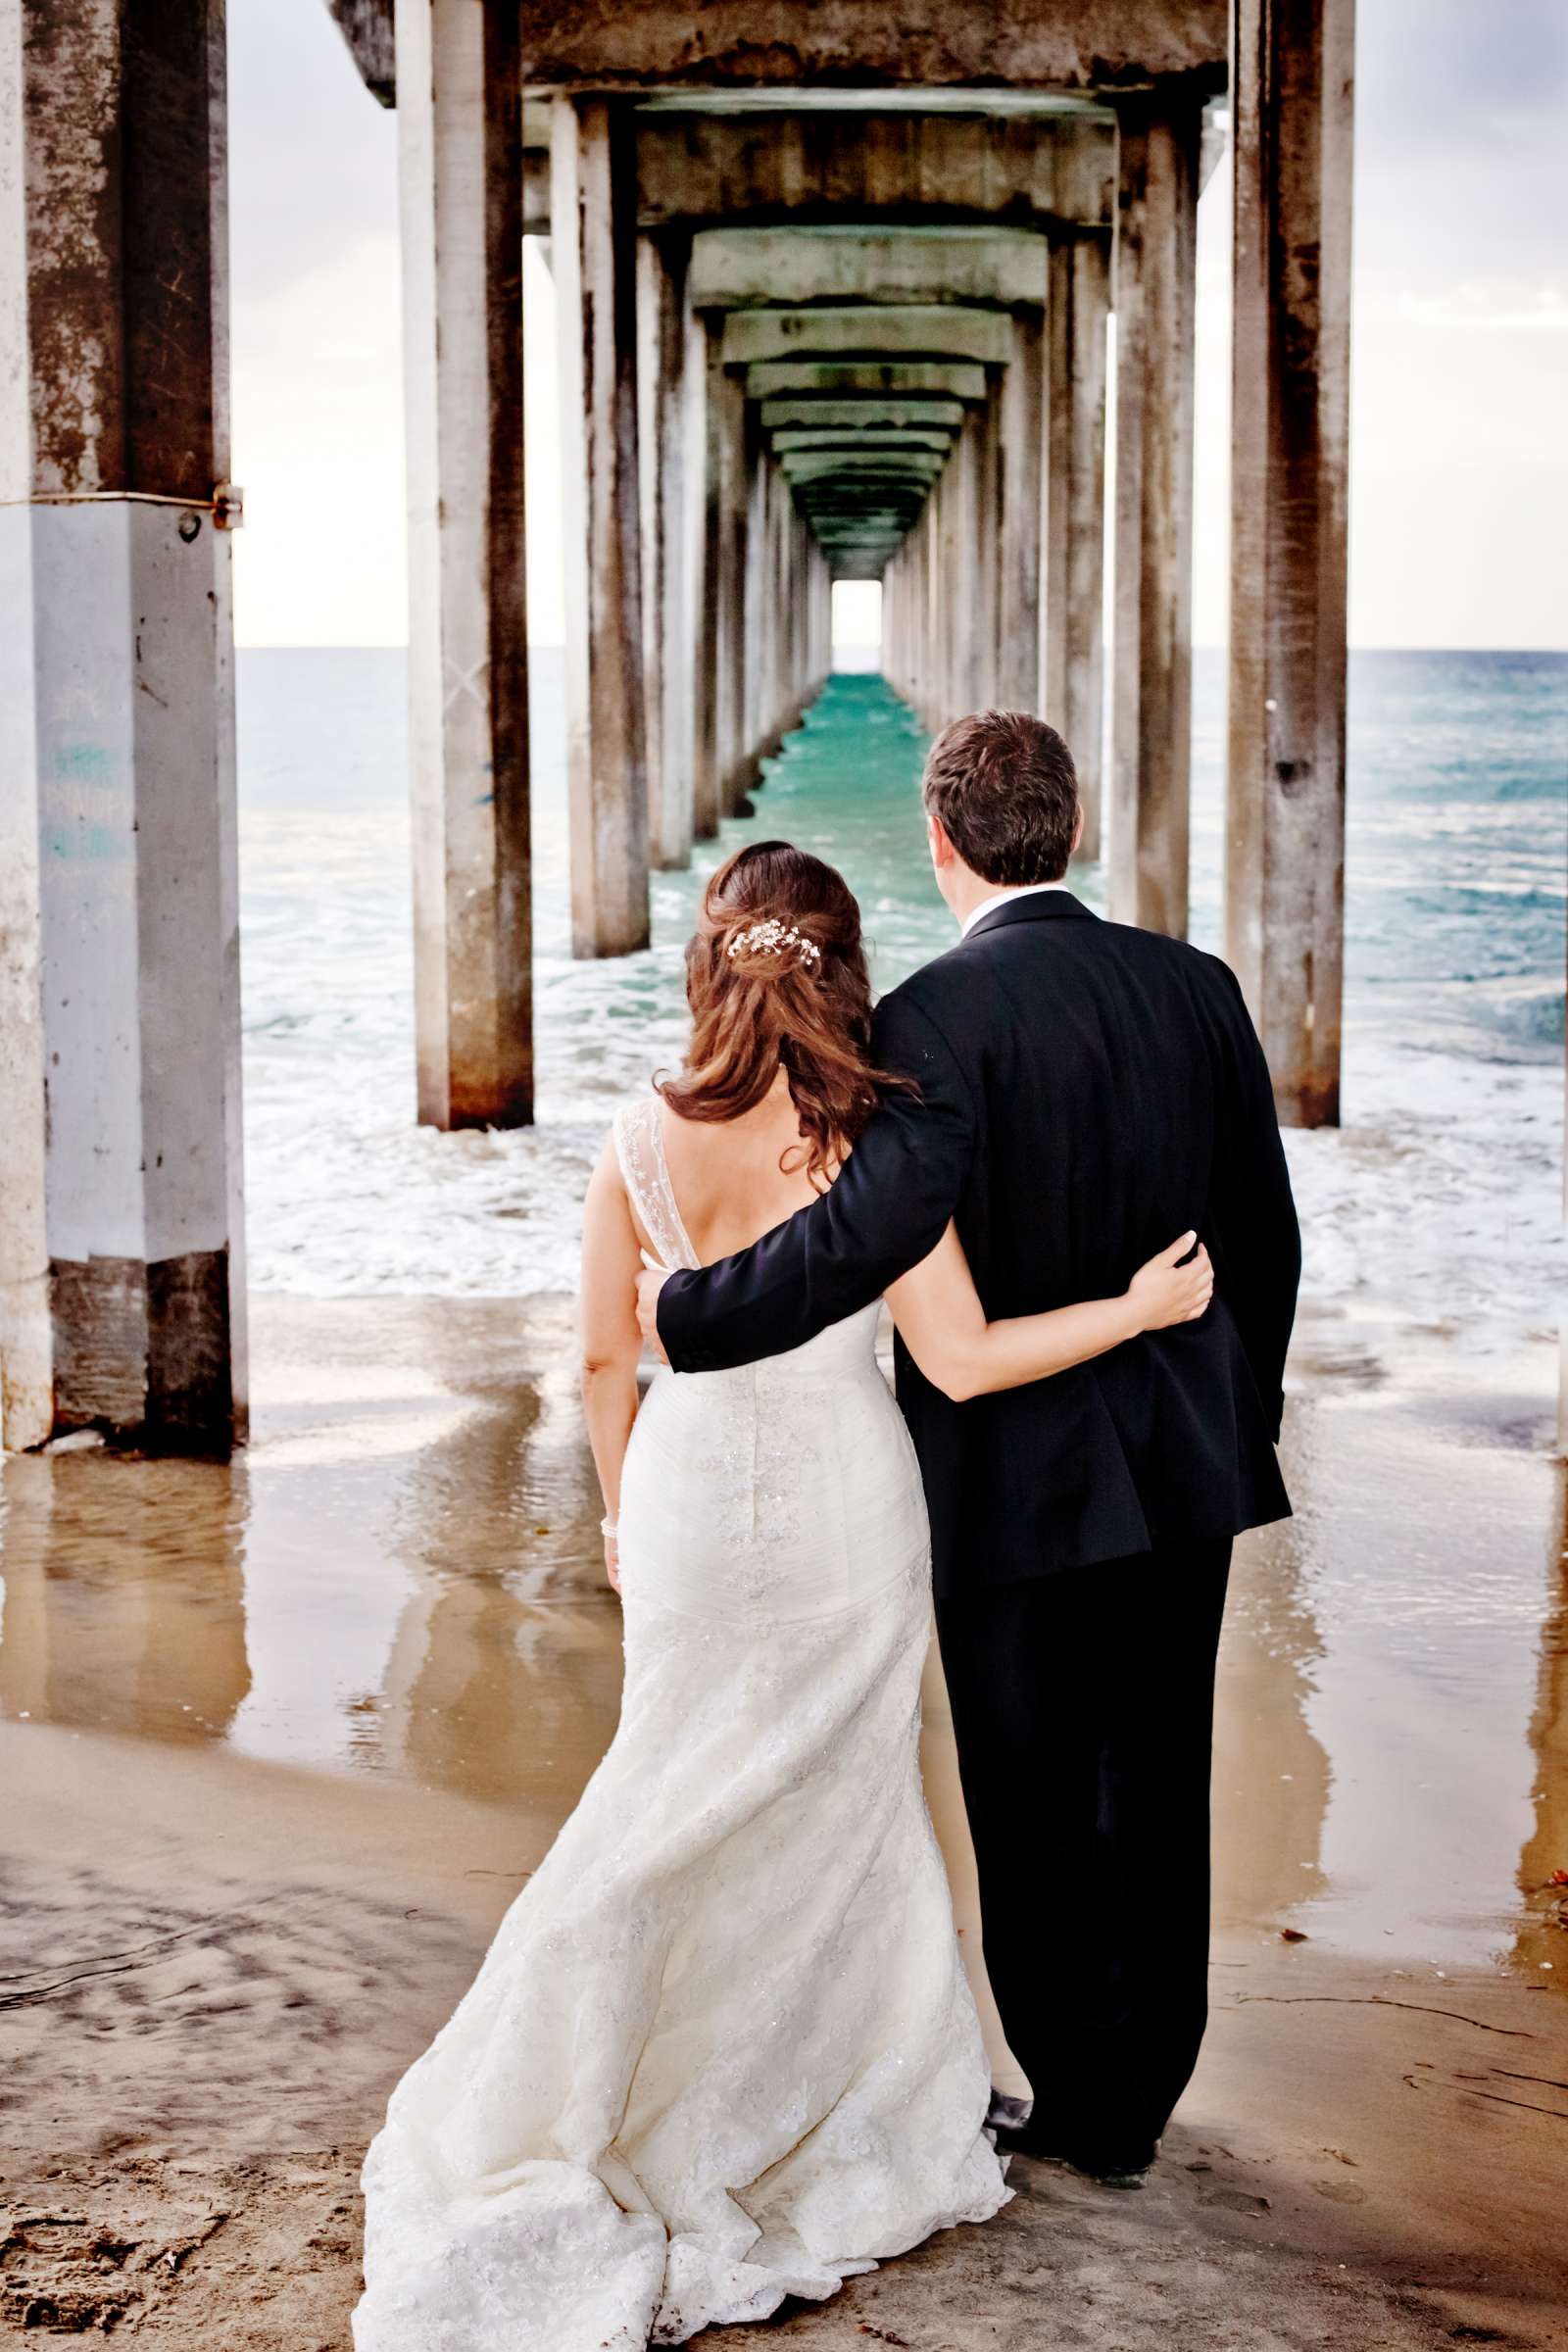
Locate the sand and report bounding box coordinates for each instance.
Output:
[2,1294,1565,2347]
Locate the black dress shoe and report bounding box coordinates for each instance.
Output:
[995,2125,1160,2184]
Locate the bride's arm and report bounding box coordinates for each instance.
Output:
[579,1140,647,1590]
[884,1224,1212,1402]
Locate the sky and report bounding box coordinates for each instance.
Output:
[226,0,1568,651]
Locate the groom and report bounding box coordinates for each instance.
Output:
[637,710,1299,2180]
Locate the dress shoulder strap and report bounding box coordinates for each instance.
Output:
[612,1097,700,1273]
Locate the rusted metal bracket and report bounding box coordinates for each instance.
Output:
[0,484,244,528]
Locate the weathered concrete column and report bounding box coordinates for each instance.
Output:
[882,540,900,692]
[552,94,649,956]
[971,383,1004,710]
[908,520,923,704]
[1046,235,1111,858]
[794,509,814,710]
[774,487,801,738]
[0,0,245,1452]
[720,385,761,809]
[682,294,710,823]
[998,312,1046,710]
[952,418,983,716]
[790,505,810,719]
[788,492,808,726]
[691,314,728,840]
[1227,0,1354,1126]
[768,484,788,742]
[941,434,964,719]
[903,496,921,710]
[400,0,530,1119]
[742,451,771,766]
[804,537,817,692]
[928,449,952,724]
[810,530,822,688]
[923,488,943,729]
[637,229,695,870]
[890,539,904,690]
[923,466,946,725]
[1107,99,1200,935]
[811,540,832,688]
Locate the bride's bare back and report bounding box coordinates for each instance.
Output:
[652,1068,825,1267]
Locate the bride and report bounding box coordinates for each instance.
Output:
[354,842,1212,2352]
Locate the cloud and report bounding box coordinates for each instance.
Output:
[1381,287,1568,333]
[1355,0,1567,142]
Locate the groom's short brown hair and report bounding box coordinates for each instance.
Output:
[921,710,1080,886]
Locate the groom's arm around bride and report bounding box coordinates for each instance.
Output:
[649,707,1299,1592]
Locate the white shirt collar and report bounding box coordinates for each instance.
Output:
[959,880,1068,940]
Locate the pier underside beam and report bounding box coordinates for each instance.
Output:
[745,359,990,405]
[721,305,1014,370]
[519,6,1228,93]
[0,0,245,1452]
[633,108,1117,235]
[1227,0,1353,1129]
[771,427,956,455]
[400,0,532,1121]
[691,227,1051,314]
[760,397,966,434]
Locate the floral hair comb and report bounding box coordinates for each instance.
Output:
[726,917,821,969]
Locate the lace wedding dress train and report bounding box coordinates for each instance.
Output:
[353,1098,1009,2352]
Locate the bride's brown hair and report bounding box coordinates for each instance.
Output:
[659,841,912,1188]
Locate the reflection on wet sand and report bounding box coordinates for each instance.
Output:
[1517,1464,1568,1977]
[376,1352,623,1812]
[0,1449,251,1745]
[2,1297,1564,1994]
[1210,1416,1334,1930]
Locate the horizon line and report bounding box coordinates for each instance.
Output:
[232,641,1568,659]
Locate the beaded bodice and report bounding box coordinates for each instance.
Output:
[613,1095,703,1275]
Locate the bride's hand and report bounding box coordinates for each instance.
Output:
[604,1527,621,1594]
[1126,1232,1213,1331]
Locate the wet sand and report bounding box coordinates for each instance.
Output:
[2,1295,1565,2347]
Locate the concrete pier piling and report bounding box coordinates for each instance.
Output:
[2,1,1363,1449]
[1227,0,1355,1128]
[1048,235,1111,864]
[1108,95,1202,940]
[637,229,699,873]
[552,94,651,957]
[0,0,246,1453]
[399,0,532,1126]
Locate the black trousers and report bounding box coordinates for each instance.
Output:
[935,1537,1233,2155]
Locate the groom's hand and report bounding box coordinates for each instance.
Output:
[636,1266,671,1362]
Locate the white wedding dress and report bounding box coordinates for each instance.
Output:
[353,1097,1009,2352]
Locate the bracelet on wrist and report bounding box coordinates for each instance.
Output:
[600,1514,618,1539]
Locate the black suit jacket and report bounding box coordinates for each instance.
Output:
[657,892,1299,1596]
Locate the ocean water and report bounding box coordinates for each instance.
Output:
[237,647,1565,1344]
